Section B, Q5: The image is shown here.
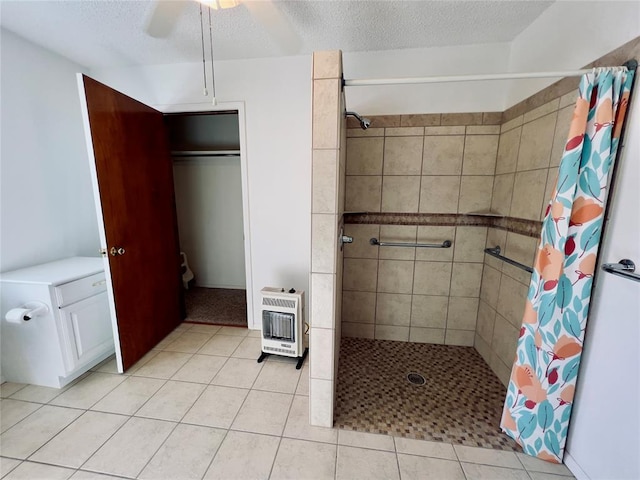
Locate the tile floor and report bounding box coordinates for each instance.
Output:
[335,337,518,450]
[0,323,575,479]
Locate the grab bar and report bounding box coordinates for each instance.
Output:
[484,246,533,274]
[601,259,640,283]
[370,238,452,248]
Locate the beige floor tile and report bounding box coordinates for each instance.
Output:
[198,335,244,357]
[271,438,336,480]
[83,417,175,478]
[283,395,337,444]
[252,361,301,394]
[516,453,572,476]
[69,471,124,479]
[231,337,262,359]
[462,462,531,479]
[130,351,192,379]
[203,431,280,480]
[248,329,262,338]
[0,399,41,433]
[163,332,213,353]
[124,350,159,374]
[394,437,457,460]
[295,366,309,396]
[217,326,249,337]
[338,429,395,451]
[397,454,466,480]
[0,383,25,398]
[182,385,248,429]
[30,411,127,468]
[90,376,165,415]
[3,461,74,479]
[0,457,21,477]
[10,384,66,404]
[527,472,576,480]
[187,324,222,335]
[50,373,126,409]
[139,424,226,480]
[336,445,399,480]
[135,380,205,422]
[153,331,185,350]
[94,358,119,374]
[0,405,82,459]
[528,473,575,480]
[454,445,522,469]
[231,390,293,436]
[211,358,263,389]
[171,354,227,384]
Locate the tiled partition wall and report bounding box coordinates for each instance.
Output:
[475,92,578,386]
[309,50,346,427]
[341,116,502,346]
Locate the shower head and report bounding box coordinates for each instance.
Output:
[345,111,371,130]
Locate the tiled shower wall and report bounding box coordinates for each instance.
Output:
[341,118,502,346]
[475,91,580,386]
[309,50,346,427]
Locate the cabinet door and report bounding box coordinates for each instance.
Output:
[60,292,114,371]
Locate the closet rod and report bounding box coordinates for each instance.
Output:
[171,150,240,157]
[343,66,630,87]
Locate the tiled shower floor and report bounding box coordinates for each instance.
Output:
[335,337,520,451]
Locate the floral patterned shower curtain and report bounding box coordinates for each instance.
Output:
[500,67,635,463]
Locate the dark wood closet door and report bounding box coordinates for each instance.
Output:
[79,75,183,370]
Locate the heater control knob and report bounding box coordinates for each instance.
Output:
[288,288,296,294]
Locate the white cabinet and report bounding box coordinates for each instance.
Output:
[1,257,115,388]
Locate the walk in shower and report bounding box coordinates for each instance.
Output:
[308,45,638,460]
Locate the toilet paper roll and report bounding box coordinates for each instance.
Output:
[5,308,32,324]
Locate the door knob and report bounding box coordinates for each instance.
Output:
[109,247,126,256]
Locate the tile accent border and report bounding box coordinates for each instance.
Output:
[343,212,541,238]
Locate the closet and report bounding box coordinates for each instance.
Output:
[164,112,247,325]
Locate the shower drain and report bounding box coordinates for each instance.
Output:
[407,372,426,386]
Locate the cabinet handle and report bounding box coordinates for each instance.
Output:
[92,280,107,287]
[109,247,126,256]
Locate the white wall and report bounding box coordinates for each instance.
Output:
[173,157,246,289]
[506,1,640,108]
[0,29,99,273]
[90,55,312,328]
[343,42,510,115]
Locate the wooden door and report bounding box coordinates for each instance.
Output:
[77,75,183,371]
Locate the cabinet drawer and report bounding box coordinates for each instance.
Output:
[55,272,107,307]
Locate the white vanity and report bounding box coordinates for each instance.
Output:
[1,257,115,388]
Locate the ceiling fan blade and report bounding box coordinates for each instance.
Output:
[145,1,189,38]
[244,1,301,54]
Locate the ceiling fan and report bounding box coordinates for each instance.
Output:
[145,0,302,55]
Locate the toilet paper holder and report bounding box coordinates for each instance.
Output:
[6,302,49,322]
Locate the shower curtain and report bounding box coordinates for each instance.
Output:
[500,67,635,463]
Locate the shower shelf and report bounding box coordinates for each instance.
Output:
[484,246,533,273]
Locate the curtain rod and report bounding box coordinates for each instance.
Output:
[343,64,635,87]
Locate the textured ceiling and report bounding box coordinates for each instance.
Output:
[0,0,554,68]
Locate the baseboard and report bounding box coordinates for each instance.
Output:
[564,451,590,480]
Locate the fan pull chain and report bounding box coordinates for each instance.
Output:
[208,7,217,105]
[199,4,208,97]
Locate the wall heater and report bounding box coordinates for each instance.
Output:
[258,287,307,369]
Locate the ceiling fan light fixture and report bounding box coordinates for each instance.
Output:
[198,0,239,10]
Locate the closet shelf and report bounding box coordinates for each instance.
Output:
[171,150,240,157]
